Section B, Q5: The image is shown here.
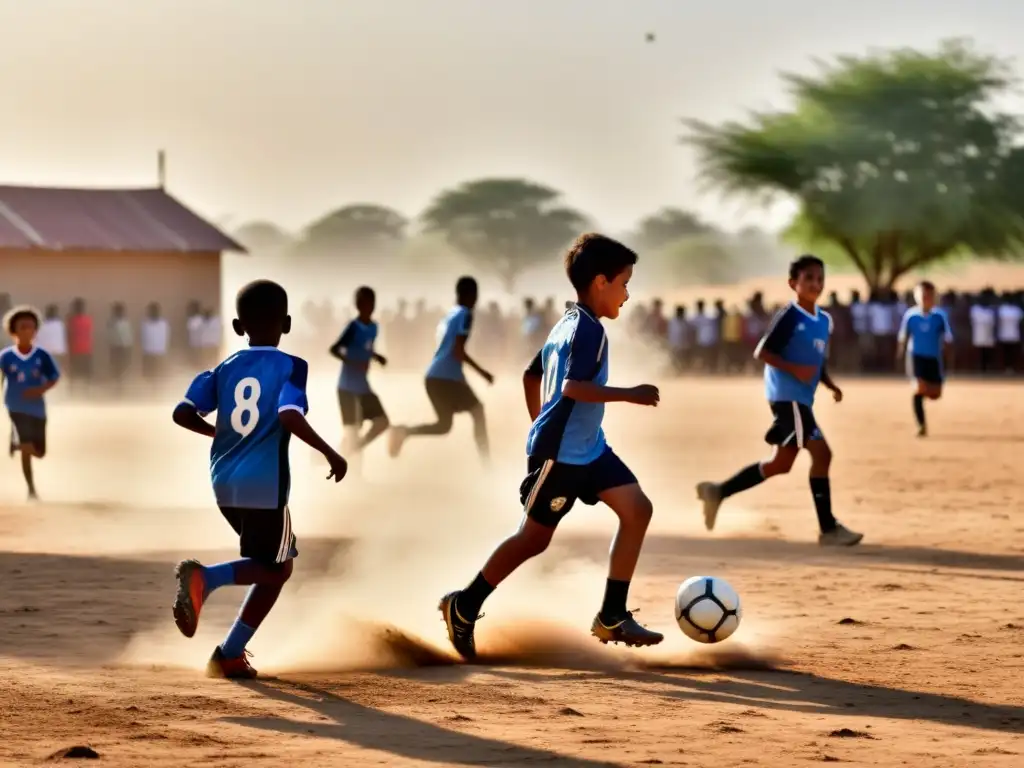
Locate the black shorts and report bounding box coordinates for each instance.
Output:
[9,412,46,455]
[519,448,638,527]
[337,390,387,426]
[910,355,944,385]
[765,402,823,448]
[425,377,480,418]
[219,506,297,566]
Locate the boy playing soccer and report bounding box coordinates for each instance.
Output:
[695,255,863,547]
[329,286,389,465]
[896,281,952,437]
[1,307,60,500]
[171,281,348,679]
[439,234,663,659]
[389,276,493,462]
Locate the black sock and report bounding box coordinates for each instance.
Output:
[913,394,925,428]
[599,578,631,623]
[810,477,836,533]
[456,572,494,620]
[720,463,765,499]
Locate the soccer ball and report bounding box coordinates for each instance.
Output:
[675,576,742,643]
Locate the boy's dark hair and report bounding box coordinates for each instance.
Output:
[236,280,288,332]
[455,276,478,300]
[918,280,936,292]
[355,286,375,305]
[788,254,825,281]
[5,305,41,334]
[564,233,638,292]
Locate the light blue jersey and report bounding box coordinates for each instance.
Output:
[525,303,609,465]
[757,303,832,406]
[426,305,473,381]
[181,347,309,509]
[1,346,59,419]
[332,319,378,394]
[898,307,952,359]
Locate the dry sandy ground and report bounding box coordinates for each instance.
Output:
[0,373,1022,767]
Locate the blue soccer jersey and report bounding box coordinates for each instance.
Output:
[181,347,309,510]
[0,346,60,418]
[898,307,952,359]
[333,319,378,395]
[426,306,473,381]
[525,303,609,465]
[757,303,832,406]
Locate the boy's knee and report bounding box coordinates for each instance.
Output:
[265,559,294,582]
[764,456,794,476]
[515,524,553,557]
[374,415,390,429]
[633,493,654,524]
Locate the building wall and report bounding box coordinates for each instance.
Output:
[0,249,221,368]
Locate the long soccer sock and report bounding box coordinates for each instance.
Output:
[810,477,837,533]
[456,572,495,620]
[913,394,925,429]
[720,463,766,499]
[202,561,241,596]
[220,617,257,658]
[599,578,630,623]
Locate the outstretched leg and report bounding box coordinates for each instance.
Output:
[697,445,799,531]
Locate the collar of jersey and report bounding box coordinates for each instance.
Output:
[241,345,281,352]
[790,301,819,320]
[11,345,37,361]
[574,302,598,320]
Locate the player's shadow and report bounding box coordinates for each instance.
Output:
[225,678,623,767]
[487,667,1024,735]
[929,433,1024,444]
[559,534,1024,580]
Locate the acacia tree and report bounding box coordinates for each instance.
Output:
[233,221,293,253]
[421,179,588,292]
[631,207,715,252]
[296,204,407,259]
[683,39,1024,291]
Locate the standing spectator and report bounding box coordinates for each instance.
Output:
[693,299,719,372]
[107,302,133,390]
[996,291,1022,373]
[36,304,67,371]
[67,298,93,393]
[826,291,854,372]
[970,290,998,372]
[140,302,170,381]
[645,299,669,345]
[185,300,204,366]
[743,294,769,372]
[667,305,692,372]
[948,291,972,372]
[850,289,870,371]
[200,308,222,368]
[722,305,745,373]
[868,290,896,371]
[521,298,546,358]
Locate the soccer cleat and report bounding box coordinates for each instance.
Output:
[819,522,864,547]
[591,611,664,647]
[172,559,206,638]
[917,425,928,438]
[387,427,408,459]
[696,482,723,531]
[206,647,258,679]
[438,591,478,660]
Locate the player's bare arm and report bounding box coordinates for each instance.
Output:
[172,402,216,438]
[278,409,348,481]
[373,352,387,366]
[755,349,817,384]
[523,369,542,421]
[562,379,659,406]
[453,335,493,384]
[820,366,843,402]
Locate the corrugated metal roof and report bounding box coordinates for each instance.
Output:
[0,185,245,253]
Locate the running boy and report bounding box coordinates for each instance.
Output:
[171,281,348,679]
[330,286,389,464]
[695,255,863,547]
[438,234,663,659]
[897,281,952,437]
[1,307,60,500]
[389,276,493,462]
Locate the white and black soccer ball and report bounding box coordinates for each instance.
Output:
[675,576,742,643]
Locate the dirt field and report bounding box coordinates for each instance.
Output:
[1,373,1022,767]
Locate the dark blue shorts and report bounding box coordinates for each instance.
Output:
[519,448,638,527]
[219,505,297,566]
[765,402,823,448]
[910,355,944,385]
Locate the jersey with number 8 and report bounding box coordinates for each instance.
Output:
[182,347,310,509]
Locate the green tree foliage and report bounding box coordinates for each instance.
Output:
[296,204,408,258]
[421,179,588,292]
[684,39,1024,291]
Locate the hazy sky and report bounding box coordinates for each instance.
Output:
[3,1,1024,234]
